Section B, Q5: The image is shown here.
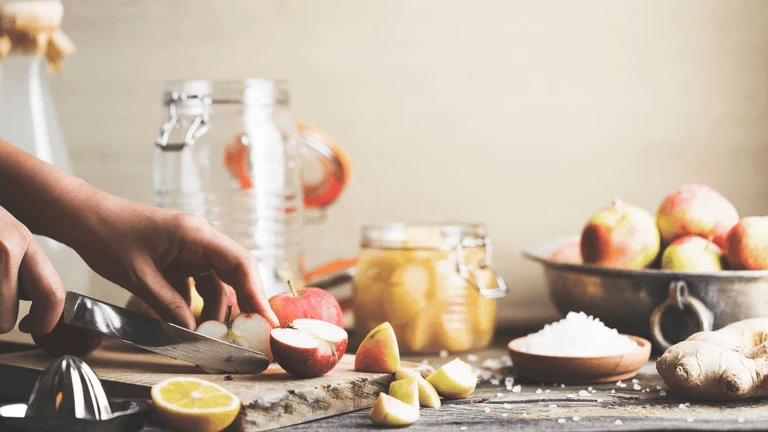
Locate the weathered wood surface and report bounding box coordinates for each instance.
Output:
[282,346,768,431]
[0,341,431,431]
[4,340,768,431]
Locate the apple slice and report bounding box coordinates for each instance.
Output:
[270,318,348,378]
[395,367,441,408]
[427,358,478,399]
[354,322,400,373]
[368,393,420,426]
[389,378,419,408]
[196,306,273,373]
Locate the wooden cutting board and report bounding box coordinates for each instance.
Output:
[0,341,431,431]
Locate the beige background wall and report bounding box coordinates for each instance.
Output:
[47,0,768,327]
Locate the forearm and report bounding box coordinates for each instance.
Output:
[0,140,109,250]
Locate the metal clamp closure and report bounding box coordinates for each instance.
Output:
[455,237,508,299]
[155,92,211,151]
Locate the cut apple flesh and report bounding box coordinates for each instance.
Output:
[270,328,321,348]
[395,367,441,408]
[292,318,348,342]
[427,358,477,399]
[389,378,419,408]
[369,393,420,426]
[292,318,348,359]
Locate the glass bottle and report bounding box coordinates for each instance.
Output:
[0,53,91,296]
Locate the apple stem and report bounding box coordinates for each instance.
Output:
[225,305,233,329]
[288,280,300,298]
[612,197,623,209]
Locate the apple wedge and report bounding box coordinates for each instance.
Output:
[389,378,419,408]
[369,393,420,426]
[354,322,400,373]
[427,358,478,399]
[395,367,441,408]
[270,318,348,378]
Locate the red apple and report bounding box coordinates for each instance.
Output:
[270,318,348,378]
[32,321,103,357]
[581,199,660,269]
[656,183,739,248]
[550,240,582,264]
[725,217,768,270]
[269,282,343,328]
[196,306,273,373]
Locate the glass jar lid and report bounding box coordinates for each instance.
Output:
[162,79,289,106]
[360,222,487,250]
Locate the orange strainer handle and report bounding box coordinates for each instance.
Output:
[297,122,350,209]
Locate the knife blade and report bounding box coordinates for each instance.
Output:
[60,291,270,374]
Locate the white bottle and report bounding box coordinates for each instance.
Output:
[0,52,91,297]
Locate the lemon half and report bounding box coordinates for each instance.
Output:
[151,377,241,432]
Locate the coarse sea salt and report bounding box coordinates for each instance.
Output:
[514,312,639,357]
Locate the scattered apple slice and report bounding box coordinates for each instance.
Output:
[196,306,273,373]
[369,393,420,426]
[354,322,400,373]
[427,358,478,399]
[395,367,441,408]
[270,318,348,378]
[389,378,419,409]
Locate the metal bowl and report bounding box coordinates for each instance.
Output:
[524,236,768,351]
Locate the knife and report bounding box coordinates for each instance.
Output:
[60,291,270,374]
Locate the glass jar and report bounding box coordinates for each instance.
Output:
[154,79,349,298]
[353,223,507,353]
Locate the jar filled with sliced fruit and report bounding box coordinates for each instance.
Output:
[353,223,507,353]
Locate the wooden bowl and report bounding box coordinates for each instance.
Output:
[507,335,652,384]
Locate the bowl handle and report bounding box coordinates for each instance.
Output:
[649,280,714,351]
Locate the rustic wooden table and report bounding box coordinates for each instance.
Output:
[3,331,768,431]
[278,335,768,432]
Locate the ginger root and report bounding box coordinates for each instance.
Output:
[656,318,768,400]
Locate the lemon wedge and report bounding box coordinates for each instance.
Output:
[151,377,241,432]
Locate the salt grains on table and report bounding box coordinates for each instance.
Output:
[514,312,640,357]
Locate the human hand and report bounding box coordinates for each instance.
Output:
[0,206,64,334]
[74,195,279,330]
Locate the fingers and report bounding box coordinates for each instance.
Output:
[192,233,278,327]
[0,235,21,334]
[16,240,64,334]
[193,272,228,323]
[133,258,196,330]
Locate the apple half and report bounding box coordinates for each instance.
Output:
[270,318,348,378]
[195,306,273,373]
